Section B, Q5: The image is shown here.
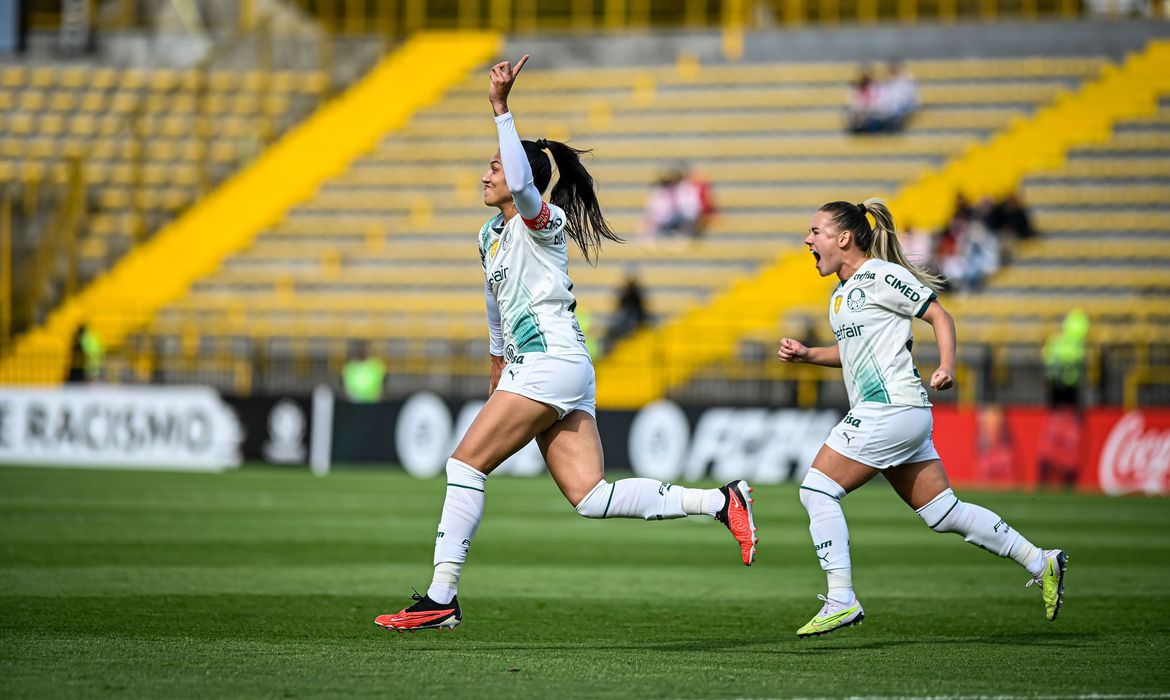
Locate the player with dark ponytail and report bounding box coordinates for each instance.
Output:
[375,55,758,633]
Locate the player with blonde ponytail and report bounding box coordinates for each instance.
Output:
[777,198,1066,637]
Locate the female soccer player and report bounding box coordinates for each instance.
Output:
[778,199,1066,638]
[374,56,758,632]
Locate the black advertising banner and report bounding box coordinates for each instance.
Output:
[226,396,313,466]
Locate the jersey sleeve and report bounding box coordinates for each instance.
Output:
[494,112,544,221]
[873,263,937,318]
[522,201,567,244]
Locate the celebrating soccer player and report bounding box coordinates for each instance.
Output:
[778,199,1067,637]
[374,55,759,632]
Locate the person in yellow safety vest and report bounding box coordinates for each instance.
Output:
[577,308,599,359]
[1042,309,1089,407]
[67,324,104,383]
[342,340,386,403]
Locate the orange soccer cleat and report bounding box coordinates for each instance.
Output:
[375,592,462,632]
[715,480,758,566]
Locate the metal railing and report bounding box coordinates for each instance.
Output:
[8,307,1167,408]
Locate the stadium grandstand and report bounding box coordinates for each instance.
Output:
[5,3,1167,413]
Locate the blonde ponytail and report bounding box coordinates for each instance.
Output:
[861,198,944,291]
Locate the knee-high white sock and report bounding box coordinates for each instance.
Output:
[917,488,1045,576]
[428,458,487,604]
[799,468,854,603]
[575,478,723,520]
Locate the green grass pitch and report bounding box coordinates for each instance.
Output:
[2,465,1169,699]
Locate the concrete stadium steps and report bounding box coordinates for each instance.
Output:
[335,157,933,188]
[436,57,1105,93]
[1026,157,1170,181]
[198,260,754,291]
[155,287,705,328]
[242,211,823,243]
[302,182,888,213]
[370,132,986,162]
[1010,237,1170,263]
[130,54,1111,391]
[0,63,330,276]
[227,235,788,262]
[401,107,1028,138]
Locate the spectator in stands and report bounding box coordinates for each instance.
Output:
[603,271,650,354]
[986,192,1037,265]
[642,164,709,240]
[342,340,386,403]
[67,324,103,383]
[877,61,920,132]
[846,71,882,134]
[847,63,919,135]
[937,194,1002,293]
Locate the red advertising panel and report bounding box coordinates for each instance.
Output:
[931,406,1170,495]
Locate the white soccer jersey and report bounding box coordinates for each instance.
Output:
[827,258,937,408]
[478,201,588,362]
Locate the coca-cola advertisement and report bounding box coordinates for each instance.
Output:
[1088,409,1170,496]
[930,406,1170,496]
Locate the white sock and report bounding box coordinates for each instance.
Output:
[576,478,711,520]
[799,468,854,602]
[917,488,1045,577]
[427,458,486,604]
[683,487,726,517]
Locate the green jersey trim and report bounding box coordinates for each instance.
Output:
[510,279,549,354]
[915,292,937,319]
[855,341,891,404]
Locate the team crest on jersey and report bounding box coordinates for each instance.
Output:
[847,288,867,311]
[833,296,843,314]
[490,230,513,260]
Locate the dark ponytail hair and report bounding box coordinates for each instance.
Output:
[819,198,943,290]
[522,138,621,264]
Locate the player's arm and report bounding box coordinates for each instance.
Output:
[778,338,842,368]
[919,300,955,391]
[489,55,544,222]
[485,278,506,394]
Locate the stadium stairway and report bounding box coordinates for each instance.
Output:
[130,55,1103,392]
[0,32,501,384]
[597,39,1170,409]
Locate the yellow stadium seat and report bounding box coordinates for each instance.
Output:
[90,68,118,90]
[17,90,45,111]
[59,66,89,89]
[29,66,56,88]
[1,66,26,88]
[78,91,107,112]
[149,70,178,91]
[48,91,77,112]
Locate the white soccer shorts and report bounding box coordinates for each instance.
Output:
[823,401,940,470]
[495,352,596,419]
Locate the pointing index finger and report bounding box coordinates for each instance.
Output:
[513,54,530,75]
